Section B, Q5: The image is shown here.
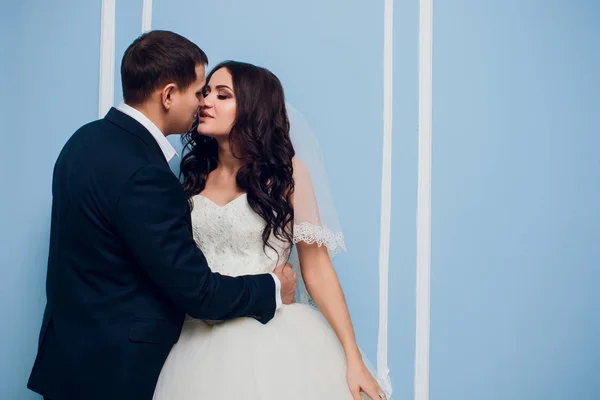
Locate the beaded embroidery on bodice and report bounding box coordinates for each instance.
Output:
[190,194,290,277]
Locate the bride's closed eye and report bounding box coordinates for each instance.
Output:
[201,86,232,100]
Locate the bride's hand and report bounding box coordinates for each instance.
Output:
[346,359,386,400]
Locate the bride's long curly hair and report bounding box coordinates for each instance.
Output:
[180,61,295,253]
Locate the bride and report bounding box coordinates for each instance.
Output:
[153,60,388,400]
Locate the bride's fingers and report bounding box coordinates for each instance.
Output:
[351,387,363,400]
[362,383,385,400]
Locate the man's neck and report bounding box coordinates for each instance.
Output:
[125,102,168,136]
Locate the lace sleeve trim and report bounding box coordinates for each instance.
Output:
[292,222,346,257]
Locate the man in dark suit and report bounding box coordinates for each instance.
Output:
[27,30,297,400]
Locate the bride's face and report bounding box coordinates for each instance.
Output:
[197,67,237,138]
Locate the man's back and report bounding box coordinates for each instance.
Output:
[28,109,186,400]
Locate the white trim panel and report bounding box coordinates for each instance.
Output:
[414,0,433,399]
[377,0,394,397]
[98,0,115,118]
[142,0,153,33]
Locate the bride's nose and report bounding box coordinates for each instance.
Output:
[203,94,214,108]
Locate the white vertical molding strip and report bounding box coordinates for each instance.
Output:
[142,0,153,33]
[378,0,394,397]
[414,0,433,398]
[98,0,116,118]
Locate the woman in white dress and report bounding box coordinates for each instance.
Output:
[153,61,388,400]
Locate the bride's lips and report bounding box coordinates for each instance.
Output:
[199,110,214,119]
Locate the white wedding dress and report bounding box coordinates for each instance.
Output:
[152,193,375,399]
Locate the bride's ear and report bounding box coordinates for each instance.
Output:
[161,83,177,110]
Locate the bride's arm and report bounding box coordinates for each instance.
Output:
[296,242,361,361]
[297,243,384,400]
[291,158,384,399]
[291,157,360,359]
[291,157,360,358]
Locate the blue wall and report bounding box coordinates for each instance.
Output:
[114,0,143,105]
[0,1,101,398]
[431,1,600,399]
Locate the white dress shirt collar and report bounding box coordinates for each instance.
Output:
[115,102,178,162]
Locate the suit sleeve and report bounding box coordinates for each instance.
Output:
[113,165,276,323]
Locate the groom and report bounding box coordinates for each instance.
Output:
[27,30,297,400]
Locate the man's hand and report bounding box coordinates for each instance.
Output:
[273,263,297,305]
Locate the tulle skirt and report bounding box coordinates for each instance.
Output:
[153,303,376,399]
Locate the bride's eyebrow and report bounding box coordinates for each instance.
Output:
[215,85,234,92]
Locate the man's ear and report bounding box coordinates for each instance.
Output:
[161,83,177,109]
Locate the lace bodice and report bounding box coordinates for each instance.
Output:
[190,194,290,276]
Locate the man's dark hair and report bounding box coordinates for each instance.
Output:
[121,30,208,105]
